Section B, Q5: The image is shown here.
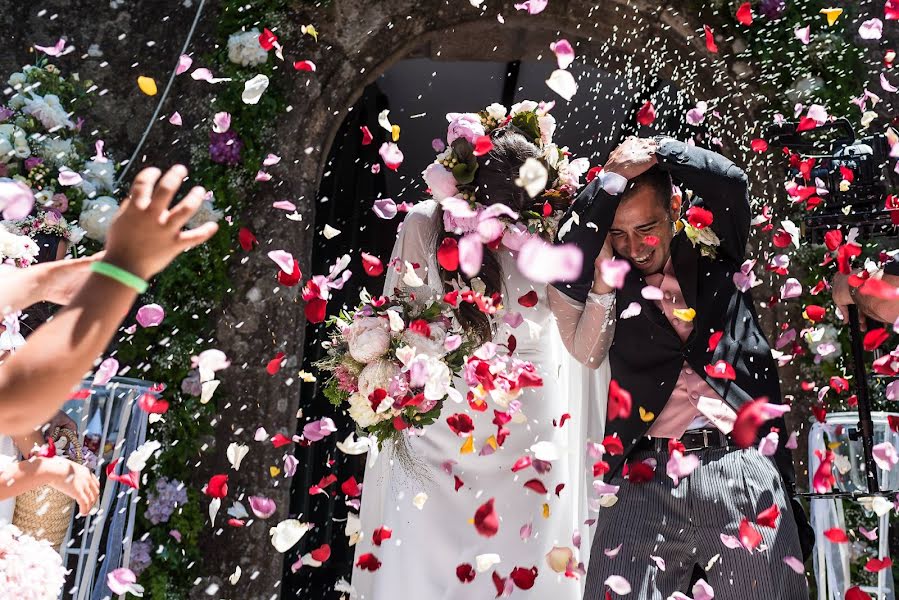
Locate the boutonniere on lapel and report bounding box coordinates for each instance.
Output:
[678,205,720,259]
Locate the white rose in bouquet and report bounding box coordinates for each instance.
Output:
[227,29,269,67]
[357,358,401,399]
[79,195,119,242]
[22,93,75,130]
[347,392,383,428]
[510,100,539,116]
[485,103,507,122]
[345,316,391,364]
[0,224,38,266]
[537,113,556,145]
[0,124,31,162]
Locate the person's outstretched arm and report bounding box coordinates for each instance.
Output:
[0,255,104,317]
[0,165,218,436]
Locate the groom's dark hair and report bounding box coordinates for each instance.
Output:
[621,165,673,211]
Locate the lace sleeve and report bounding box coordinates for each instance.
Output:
[382,200,443,299]
[547,285,615,369]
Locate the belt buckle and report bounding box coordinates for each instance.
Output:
[702,429,710,449]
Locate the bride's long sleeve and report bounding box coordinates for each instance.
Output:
[547,285,616,369]
[383,200,442,298]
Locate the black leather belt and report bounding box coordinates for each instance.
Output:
[634,428,733,454]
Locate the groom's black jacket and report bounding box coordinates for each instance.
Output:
[552,138,796,491]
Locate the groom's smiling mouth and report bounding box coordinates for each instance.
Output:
[633,251,653,267]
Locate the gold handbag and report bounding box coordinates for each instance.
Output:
[12,427,82,549]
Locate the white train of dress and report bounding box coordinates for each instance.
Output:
[350,201,610,599]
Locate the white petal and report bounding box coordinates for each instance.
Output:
[270,519,311,553]
[227,442,249,470]
[546,69,578,101]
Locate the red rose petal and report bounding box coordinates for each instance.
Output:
[473,135,494,157]
[864,556,893,572]
[756,503,780,528]
[686,206,714,229]
[360,125,373,146]
[804,305,826,322]
[602,435,624,456]
[446,413,475,436]
[305,298,327,324]
[266,351,286,375]
[518,290,539,308]
[372,526,392,546]
[846,587,872,600]
[238,227,258,251]
[704,360,737,381]
[704,24,719,53]
[205,474,228,498]
[708,331,723,352]
[511,456,533,472]
[137,393,169,415]
[510,566,538,590]
[636,101,656,126]
[258,28,278,51]
[271,433,293,448]
[311,544,331,562]
[736,2,753,25]
[355,553,381,571]
[739,517,762,550]
[627,460,655,483]
[277,260,302,287]
[608,380,633,421]
[824,527,849,543]
[341,476,361,497]
[361,252,384,277]
[823,229,843,251]
[456,563,476,583]
[863,328,890,352]
[473,498,499,537]
[437,237,460,271]
[523,479,548,494]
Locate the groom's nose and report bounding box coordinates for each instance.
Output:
[625,232,644,257]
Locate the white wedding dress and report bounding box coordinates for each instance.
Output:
[351,200,611,599]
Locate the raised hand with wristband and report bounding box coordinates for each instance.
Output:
[0,165,219,435]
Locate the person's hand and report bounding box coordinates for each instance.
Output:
[591,237,615,295]
[103,165,219,281]
[44,458,100,516]
[603,136,659,180]
[833,271,867,330]
[37,253,105,305]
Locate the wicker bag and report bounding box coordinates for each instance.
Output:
[12,427,82,549]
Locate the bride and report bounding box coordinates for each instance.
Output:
[351,102,615,599]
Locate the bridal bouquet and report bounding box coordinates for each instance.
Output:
[0,524,66,600]
[317,290,475,446]
[317,290,544,447]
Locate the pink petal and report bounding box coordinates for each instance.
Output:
[0,180,35,219]
[550,39,575,69]
[720,533,742,549]
[517,239,583,284]
[881,72,898,93]
[431,138,446,152]
[692,579,715,600]
[93,357,119,386]
[859,526,878,541]
[212,111,231,133]
[780,278,803,299]
[373,198,397,219]
[273,200,296,211]
[794,25,811,45]
[263,154,282,166]
[783,555,805,574]
[57,168,83,186]
[268,250,296,274]
[136,304,165,328]
[176,54,193,75]
[604,575,632,594]
[192,67,213,81]
[378,142,404,171]
[666,450,700,485]
[284,454,299,477]
[604,543,623,557]
[859,18,884,40]
[514,0,548,14]
[503,312,524,328]
[303,417,337,442]
[641,285,664,300]
[650,555,666,571]
[444,334,462,351]
[107,568,138,595]
[872,442,898,470]
[458,233,484,277]
[256,170,272,182]
[34,38,69,57]
[600,258,631,289]
[254,427,269,441]
[169,112,183,126]
[520,521,533,540]
[249,495,277,519]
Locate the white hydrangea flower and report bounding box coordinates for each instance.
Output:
[227,29,269,67]
[79,196,119,242]
[39,137,76,167]
[80,159,115,195]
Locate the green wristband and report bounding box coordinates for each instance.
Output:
[90,261,149,294]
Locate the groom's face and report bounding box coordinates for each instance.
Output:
[608,186,681,276]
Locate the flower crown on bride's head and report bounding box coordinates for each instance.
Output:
[3,209,86,246]
[422,100,591,242]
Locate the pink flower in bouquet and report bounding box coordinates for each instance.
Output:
[49,193,69,212]
[43,209,61,225]
[334,364,359,393]
[345,316,391,363]
[24,157,44,171]
[446,112,486,145]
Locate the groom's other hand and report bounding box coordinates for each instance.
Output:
[604,136,659,180]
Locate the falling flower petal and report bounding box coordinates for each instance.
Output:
[213,111,231,133]
[176,54,193,74]
[249,496,277,519]
[270,519,311,552]
[268,250,296,274]
[242,74,270,104]
[860,18,884,39]
[136,304,165,328]
[546,69,577,100]
[93,357,119,386]
[605,575,632,594]
[137,76,158,96]
[550,39,575,69]
[168,111,182,126]
[517,238,583,284]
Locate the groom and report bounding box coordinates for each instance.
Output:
[552,136,812,598]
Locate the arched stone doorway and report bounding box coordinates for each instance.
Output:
[203,4,767,598]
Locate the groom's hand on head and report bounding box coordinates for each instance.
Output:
[603,136,658,180]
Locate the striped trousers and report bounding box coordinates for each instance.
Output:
[584,446,809,599]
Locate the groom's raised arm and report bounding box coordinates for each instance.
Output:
[551,173,624,303]
[654,137,751,263]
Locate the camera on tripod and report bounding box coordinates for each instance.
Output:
[764,117,895,244]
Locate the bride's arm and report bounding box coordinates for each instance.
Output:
[383,201,442,298]
[547,239,617,368]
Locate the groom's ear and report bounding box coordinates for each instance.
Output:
[669,193,682,220]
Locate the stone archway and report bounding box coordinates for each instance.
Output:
[200,2,769,598]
